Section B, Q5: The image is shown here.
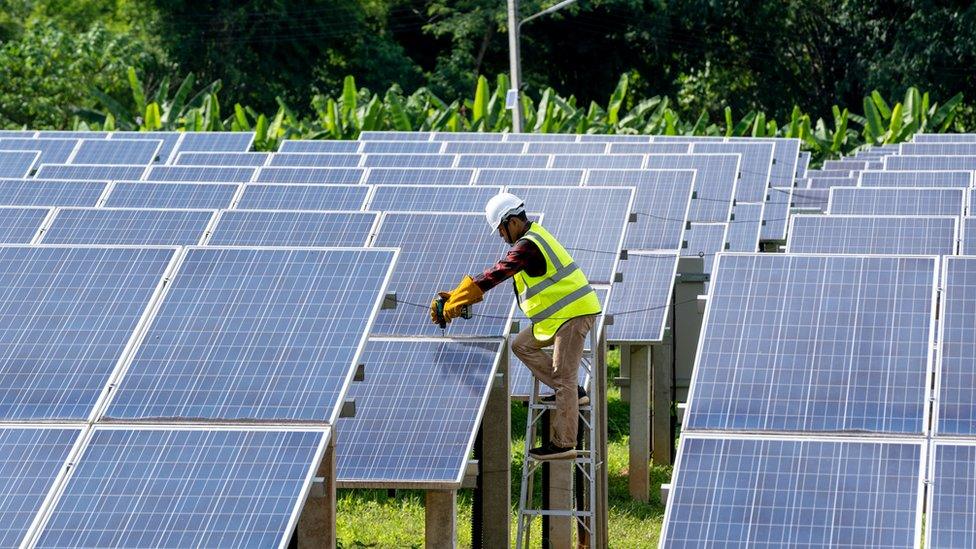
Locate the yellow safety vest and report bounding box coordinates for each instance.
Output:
[514,223,602,341]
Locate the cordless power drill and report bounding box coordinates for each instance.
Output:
[435,296,472,331]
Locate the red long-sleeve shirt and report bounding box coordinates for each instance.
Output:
[473,235,546,292]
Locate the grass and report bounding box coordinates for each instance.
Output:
[336,349,671,548]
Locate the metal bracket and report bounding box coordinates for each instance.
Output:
[461,459,480,489]
[340,399,356,418]
[603,314,614,326]
[381,292,397,310]
[628,212,638,223]
[353,363,365,382]
[511,320,521,333]
[619,249,629,261]
[613,377,631,388]
[614,272,623,283]
[493,372,505,390]
[660,483,671,507]
[675,272,710,283]
[697,294,708,313]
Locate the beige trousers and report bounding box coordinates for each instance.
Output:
[512,314,596,448]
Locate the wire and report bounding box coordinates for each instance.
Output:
[399,295,704,323]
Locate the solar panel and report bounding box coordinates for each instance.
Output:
[649,135,725,143]
[550,154,644,170]
[36,131,108,139]
[369,212,515,337]
[174,131,255,153]
[738,138,802,188]
[431,132,501,142]
[173,152,270,166]
[505,133,578,142]
[686,253,936,433]
[804,175,858,189]
[787,215,957,255]
[693,142,774,203]
[458,154,549,169]
[34,164,148,181]
[208,210,377,246]
[645,154,740,223]
[255,167,364,184]
[368,185,501,212]
[105,247,395,422]
[823,159,870,170]
[145,165,256,182]
[579,135,652,143]
[364,167,474,186]
[337,339,501,487]
[0,206,50,243]
[236,183,368,210]
[585,169,694,251]
[886,156,976,171]
[0,130,37,138]
[935,256,976,434]
[442,142,525,154]
[0,138,75,164]
[607,143,690,154]
[760,187,793,241]
[965,217,976,255]
[361,141,443,154]
[41,208,214,246]
[109,131,181,163]
[0,150,39,177]
[928,442,976,548]
[828,187,965,216]
[0,178,106,207]
[278,140,361,153]
[104,181,239,209]
[661,436,923,548]
[33,427,327,549]
[364,154,456,168]
[365,131,433,141]
[913,133,976,143]
[524,142,607,154]
[0,246,174,420]
[859,170,972,188]
[682,223,727,263]
[796,150,811,179]
[69,139,161,164]
[269,153,362,168]
[508,186,633,283]
[790,188,829,211]
[475,168,583,186]
[726,203,764,252]
[0,426,81,548]
[606,252,679,343]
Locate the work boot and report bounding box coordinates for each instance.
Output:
[529,443,576,461]
[540,385,589,406]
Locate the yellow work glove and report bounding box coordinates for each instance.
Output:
[442,275,484,320]
[430,293,447,325]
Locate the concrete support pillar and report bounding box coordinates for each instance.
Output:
[297,437,336,548]
[595,329,609,549]
[627,344,650,502]
[478,342,511,548]
[425,490,457,549]
[547,423,573,546]
[651,344,674,466]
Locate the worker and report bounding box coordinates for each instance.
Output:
[431,192,601,460]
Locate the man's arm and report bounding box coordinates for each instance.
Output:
[473,239,546,292]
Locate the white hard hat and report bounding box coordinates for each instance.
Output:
[485,192,525,231]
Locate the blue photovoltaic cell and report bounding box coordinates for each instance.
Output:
[859,170,971,188]
[104,182,239,209]
[580,134,651,143]
[914,133,976,143]
[145,166,256,182]
[255,167,364,184]
[361,141,443,154]
[901,143,976,156]
[524,142,607,154]
[796,150,811,179]
[726,203,764,252]
[886,156,976,171]
[550,154,644,170]
[760,187,792,241]
[236,184,368,210]
[370,213,514,337]
[607,252,679,343]
[365,131,433,141]
[929,443,976,548]
[70,139,161,165]
[505,133,577,142]
[475,168,583,186]
[34,164,147,181]
[442,142,525,154]
[42,208,213,246]
[0,138,76,164]
[966,217,976,255]
[0,246,174,420]
[109,132,181,163]
[809,169,855,178]
[805,175,857,189]
[368,185,501,212]
[823,159,870,171]
[173,152,270,166]
[0,427,80,548]
[35,428,325,549]
[650,136,725,143]
[433,132,502,142]
[508,186,632,283]
[0,130,37,138]
[0,207,49,243]
[106,247,395,422]
[586,170,694,250]
[337,339,500,485]
[693,142,774,203]
[646,154,740,223]
[174,132,254,153]
[787,215,956,255]
[458,154,549,169]
[37,131,108,139]
[269,153,361,168]
[0,179,105,207]
[278,140,361,153]
[607,143,690,154]
[791,188,829,211]
[208,210,376,246]
[690,253,935,434]
[662,436,921,548]
[363,168,474,186]
[0,151,39,178]
[937,257,976,434]
[364,154,455,168]
[828,187,965,216]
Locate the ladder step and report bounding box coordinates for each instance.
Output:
[522,509,594,518]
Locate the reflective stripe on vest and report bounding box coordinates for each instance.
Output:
[514,223,602,341]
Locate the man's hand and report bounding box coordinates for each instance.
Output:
[430,292,450,325]
[442,276,484,320]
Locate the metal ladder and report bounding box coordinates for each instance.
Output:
[516,322,601,549]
